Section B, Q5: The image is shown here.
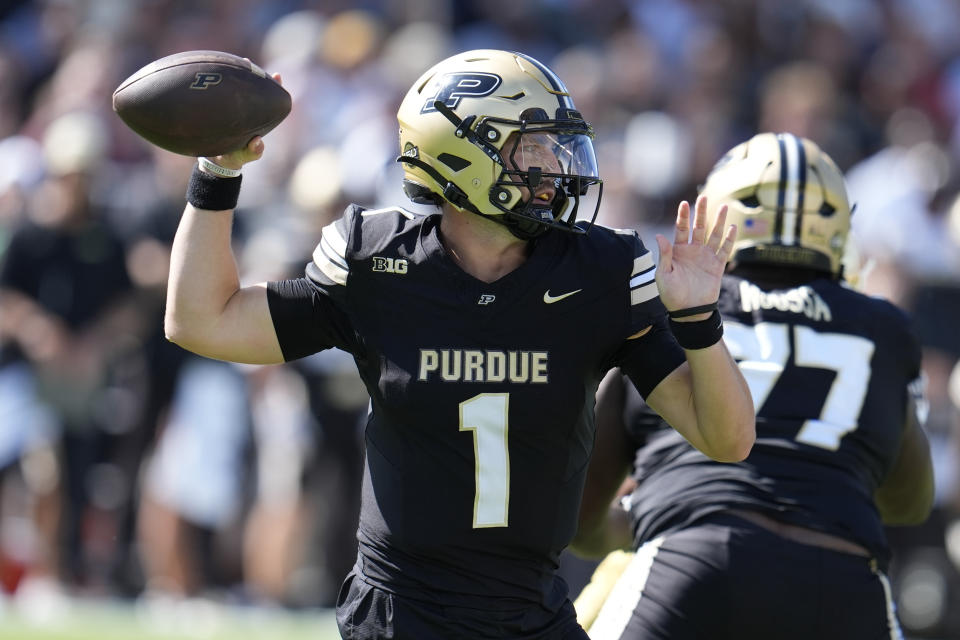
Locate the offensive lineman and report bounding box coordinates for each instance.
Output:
[572,132,934,640]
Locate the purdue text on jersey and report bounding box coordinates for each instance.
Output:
[418,349,548,383]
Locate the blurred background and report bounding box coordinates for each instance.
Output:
[1,0,959,638]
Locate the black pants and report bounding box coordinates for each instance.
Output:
[336,569,590,640]
[588,514,902,640]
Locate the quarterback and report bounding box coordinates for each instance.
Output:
[164,50,754,639]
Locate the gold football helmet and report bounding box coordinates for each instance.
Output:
[396,49,602,239]
[700,132,851,276]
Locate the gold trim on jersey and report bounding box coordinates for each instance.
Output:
[312,222,349,285]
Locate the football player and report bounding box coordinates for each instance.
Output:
[571,133,935,640]
[163,50,754,639]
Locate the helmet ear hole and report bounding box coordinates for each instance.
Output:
[819,202,836,216]
[739,194,760,208]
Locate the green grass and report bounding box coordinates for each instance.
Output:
[0,599,341,640]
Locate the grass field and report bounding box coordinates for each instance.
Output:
[0,598,341,640]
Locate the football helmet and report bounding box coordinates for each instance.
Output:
[700,132,852,277]
[396,49,602,239]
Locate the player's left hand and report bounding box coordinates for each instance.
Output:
[655,195,737,320]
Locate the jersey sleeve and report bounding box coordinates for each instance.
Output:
[306,208,354,298]
[614,316,685,399]
[601,230,685,398]
[884,300,925,428]
[266,206,360,361]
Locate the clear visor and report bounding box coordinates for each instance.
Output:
[506,130,599,179]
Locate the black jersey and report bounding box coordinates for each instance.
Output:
[624,273,922,567]
[266,205,684,616]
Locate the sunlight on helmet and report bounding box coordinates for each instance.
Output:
[699,132,851,276]
[396,49,602,240]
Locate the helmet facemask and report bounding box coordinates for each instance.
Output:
[489,109,602,239]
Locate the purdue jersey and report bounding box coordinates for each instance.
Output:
[267,205,684,615]
[624,273,922,568]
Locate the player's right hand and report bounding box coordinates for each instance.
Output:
[209,135,265,171]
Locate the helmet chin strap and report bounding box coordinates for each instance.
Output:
[396,155,485,216]
[488,206,553,240]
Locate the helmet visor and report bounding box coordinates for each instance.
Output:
[506,130,599,183]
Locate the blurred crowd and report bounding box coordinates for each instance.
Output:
[1,0,959,636]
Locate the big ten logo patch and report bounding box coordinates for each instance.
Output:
[190,72,222,89]
[372,256,408,274]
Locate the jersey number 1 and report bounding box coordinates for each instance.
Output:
[460,393,510,528]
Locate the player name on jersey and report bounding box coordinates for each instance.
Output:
[418,349,549,383]
[739,281,832,322]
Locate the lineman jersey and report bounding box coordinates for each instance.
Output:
[266,205,684,615]
[624,273,923,568]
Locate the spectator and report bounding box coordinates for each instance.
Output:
[0,110,143,594]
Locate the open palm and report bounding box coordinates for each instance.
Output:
[655,195,737,316]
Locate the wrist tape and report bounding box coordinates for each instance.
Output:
[667,300,719,319]
[186,164,242,211]
[197,156,242,178]
[669,309,724,350]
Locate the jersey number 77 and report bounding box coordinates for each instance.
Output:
[723,321,875,451]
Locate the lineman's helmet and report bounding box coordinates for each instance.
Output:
[700,132,852,277]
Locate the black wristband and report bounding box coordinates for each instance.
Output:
[668,300,719,319]
[669,309,723,350]
[186,164,242,211]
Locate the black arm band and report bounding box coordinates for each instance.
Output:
[667,300,719,319]
[669,309,723,350]
[186,164,242,211]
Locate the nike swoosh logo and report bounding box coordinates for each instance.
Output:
[543,289,582,304]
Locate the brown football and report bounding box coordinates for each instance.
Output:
[112,50,291,157]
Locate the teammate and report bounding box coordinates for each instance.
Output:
[571,132,935,640]
[163,50,754,639]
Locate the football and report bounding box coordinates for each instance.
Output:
[112,50,291,157]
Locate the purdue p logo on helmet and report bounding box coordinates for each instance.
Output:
[700,132,852,277]
[396,50,602,240]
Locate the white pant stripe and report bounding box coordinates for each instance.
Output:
[872,563,905,640]
[588,537,664,640]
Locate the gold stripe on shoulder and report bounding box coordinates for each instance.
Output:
[631,282,658,305]
[320,221,347,259]
[632,253,654,276]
